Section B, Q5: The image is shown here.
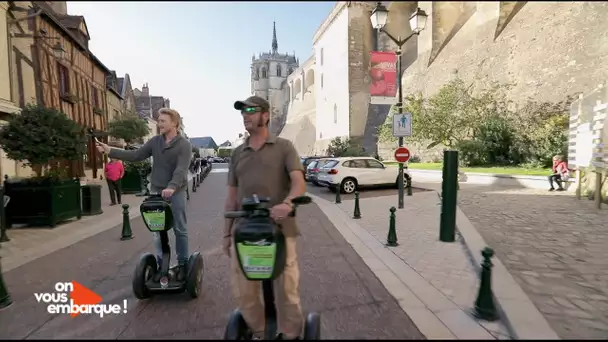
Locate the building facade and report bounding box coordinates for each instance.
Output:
[106,70,124,147]
[250,22,299,136]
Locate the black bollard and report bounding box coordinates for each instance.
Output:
[120,204,134,241]
[386,207,398,247]
[335,189,342,204]
[472,247,498,321]
[192,175,197,193]
[440,150,458,242]
[0,256,13,310]
[0,185,9,244]
[186,186,190,201]
[353,192,361,219]
[407,181,413,196]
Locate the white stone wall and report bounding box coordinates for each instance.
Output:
[313,5,350,143]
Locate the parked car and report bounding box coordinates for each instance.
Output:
[301,155,332,169]
[306,158,330,185]
[316,157,411,194]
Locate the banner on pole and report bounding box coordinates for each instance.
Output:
[369,51,397,105]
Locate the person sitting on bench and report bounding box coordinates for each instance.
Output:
[548,155,569,192]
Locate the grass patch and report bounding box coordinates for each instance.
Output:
[383,162,551,176]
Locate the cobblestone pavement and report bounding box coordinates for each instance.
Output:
[456,184,608,339]
[332,192,512,340]
[0,166,423,339]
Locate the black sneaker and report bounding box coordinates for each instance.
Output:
[556,188,565,192]
[548,188,555,192]
[176,264,187,282]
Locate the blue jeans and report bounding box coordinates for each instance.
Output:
[151,187,189,265]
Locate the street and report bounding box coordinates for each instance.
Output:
[0,163,423,339]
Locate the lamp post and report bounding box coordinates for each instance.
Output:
[370,2,427,209]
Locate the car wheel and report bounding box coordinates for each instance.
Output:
[341,178,357,194]
[396,174,411,189]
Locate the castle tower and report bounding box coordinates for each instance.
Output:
[250,22,299,135]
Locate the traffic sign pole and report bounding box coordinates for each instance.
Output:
[394,147,410,209]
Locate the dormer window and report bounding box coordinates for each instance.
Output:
[261,68,267,78]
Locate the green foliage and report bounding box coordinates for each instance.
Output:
[0,104,86,178]
[107,113,150,144]
[124,159,151,176]
[217,147,233,158]
[326,137,367,157]
[377,77,570,168]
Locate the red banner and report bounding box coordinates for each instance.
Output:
[369,51,397,98]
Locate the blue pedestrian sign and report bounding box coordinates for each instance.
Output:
[392,112,412,137]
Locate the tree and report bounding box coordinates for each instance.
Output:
[377,79,506,149]
[0,104,86,178]
[106,113,150,144]
[326,137,367,157]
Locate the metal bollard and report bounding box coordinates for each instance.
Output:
[335,189,342,204]
[0,256,12,310]
[440,150,458,242]
[386,207,398,247]
[120,204,134,241]
[472,247,498,321]
[353,191,361,219]
[407,180,413,196]
[192,175,197,193]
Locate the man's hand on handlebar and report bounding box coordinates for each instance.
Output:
[270,202,292,222]
[161,188,175,199]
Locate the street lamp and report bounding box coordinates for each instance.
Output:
[370,2,427,209]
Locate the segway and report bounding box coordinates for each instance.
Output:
[223,195,321,340]
[132,193,204,300]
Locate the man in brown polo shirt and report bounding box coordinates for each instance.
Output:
[223,96,306,340]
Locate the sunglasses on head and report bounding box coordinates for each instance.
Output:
[241,106,262,114]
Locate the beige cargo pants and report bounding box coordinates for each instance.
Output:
[230,237,303,339]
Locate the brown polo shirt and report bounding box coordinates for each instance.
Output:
[228,135,304,237]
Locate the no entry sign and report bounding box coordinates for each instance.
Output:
[394,147,411,163]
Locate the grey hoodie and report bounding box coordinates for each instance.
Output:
[109,134,192,193]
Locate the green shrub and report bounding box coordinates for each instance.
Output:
[326,137,367,157]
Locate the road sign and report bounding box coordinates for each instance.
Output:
[394,147,411,163]
[392,112,412,137]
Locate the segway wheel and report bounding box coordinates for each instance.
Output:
[303,312,321,340]
[186,252,204,299]
[224,309,251,340]
[133,253,157,300]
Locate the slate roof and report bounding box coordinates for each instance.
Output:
[190,136,218,150]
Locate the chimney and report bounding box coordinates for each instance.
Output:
[142,83,149,97]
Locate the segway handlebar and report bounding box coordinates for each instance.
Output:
[224,195,312,219]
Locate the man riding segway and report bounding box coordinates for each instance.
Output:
[224,96,308,340]
[96,108,193,281]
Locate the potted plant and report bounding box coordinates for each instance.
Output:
[106,113,151,193]
[0,104,87,228]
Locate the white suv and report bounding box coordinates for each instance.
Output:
[316,157,411,194]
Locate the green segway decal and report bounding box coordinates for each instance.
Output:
[142,210,166,231]
[236,240,276,279]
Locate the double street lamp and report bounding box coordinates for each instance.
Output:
[370,2,427,209]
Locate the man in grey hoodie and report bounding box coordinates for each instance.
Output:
[96,108,193,281]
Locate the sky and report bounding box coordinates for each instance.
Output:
[67,1,336,144]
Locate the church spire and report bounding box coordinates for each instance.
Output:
[272,21,278,54]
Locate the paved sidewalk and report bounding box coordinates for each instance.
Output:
[309,191,513,339]
[454,183,608,339]
[0,174,196,272]
[0,169,423,339]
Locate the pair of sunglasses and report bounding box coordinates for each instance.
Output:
[241,107,262,114]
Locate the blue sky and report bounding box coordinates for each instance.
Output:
[67,1,335,144]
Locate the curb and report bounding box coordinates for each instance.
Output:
[427,187,561,340]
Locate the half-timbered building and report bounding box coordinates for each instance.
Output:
[30,2,111,179]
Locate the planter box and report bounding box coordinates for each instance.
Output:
[122,169,144,194]
[4,178,82,228]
